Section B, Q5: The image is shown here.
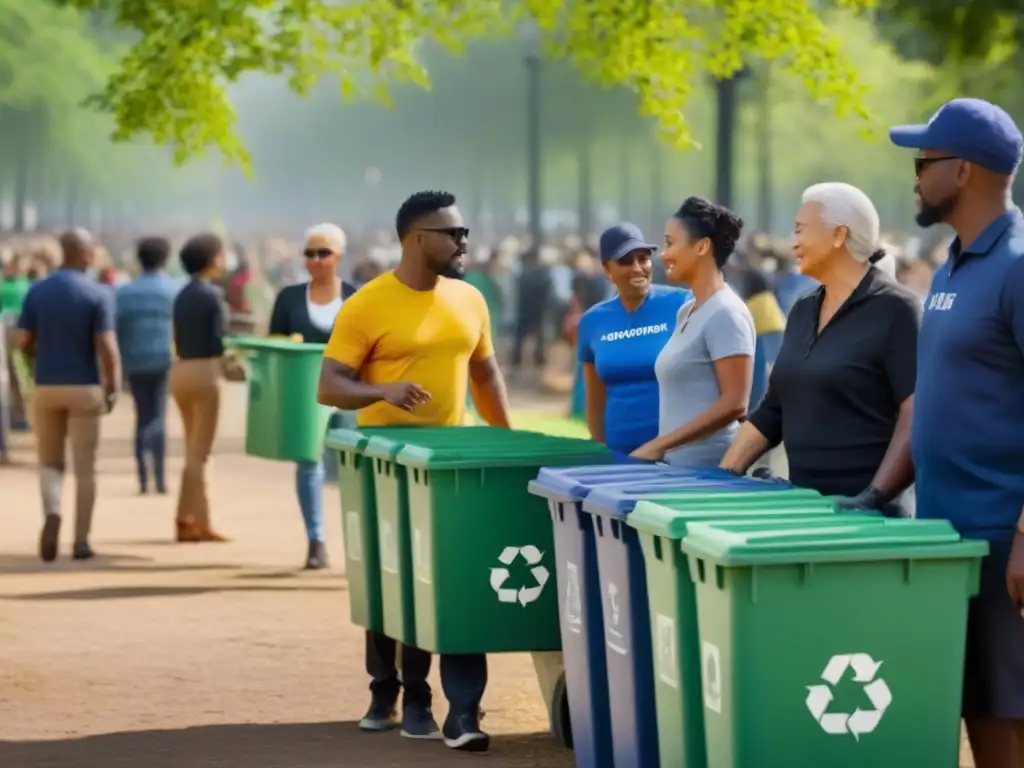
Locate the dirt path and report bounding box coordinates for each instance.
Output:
[0,385,570,768]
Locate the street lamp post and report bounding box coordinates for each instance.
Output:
[523,21,543,249]
[713,67,750,210]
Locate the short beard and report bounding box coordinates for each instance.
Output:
[439,260,465,279]
[915,191,957,228]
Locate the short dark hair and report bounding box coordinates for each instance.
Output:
[673,196,744,268]
[136,237,170,272]
[180,233,223,276]
[395,190,456,240]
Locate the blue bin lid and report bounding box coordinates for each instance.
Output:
[529,464,703,502]
[583,477,791,518]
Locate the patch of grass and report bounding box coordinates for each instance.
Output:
[511,411,589,439]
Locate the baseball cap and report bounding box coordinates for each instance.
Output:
[599,222,657,263]
[889,98,1023,176]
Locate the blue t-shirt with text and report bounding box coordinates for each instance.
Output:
[577,285,691,454]
[913,209,1024,541]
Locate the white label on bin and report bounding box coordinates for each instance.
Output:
[702,641,722,714]
[413,527,431,584]
[805,653,892,740]
[489,545,550,606]
[656,614,678,689]
[346,512,362,562]
[606,581,627,656]
[564,561,582,632]
[380,520,398,574]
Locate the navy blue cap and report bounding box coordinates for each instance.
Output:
[598,222,656,263]
[890,98,1023,176]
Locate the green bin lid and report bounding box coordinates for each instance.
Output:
[681,517,990,566]
[225,334,327,354]
[325,426,490,453]
[628,498,843,538]
[393,430,611,469]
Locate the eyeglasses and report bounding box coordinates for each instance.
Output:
[303,248,335,259]
[418,227,470,241]
[914,156,959,176]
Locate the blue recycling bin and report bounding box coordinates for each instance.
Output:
[581,476,794,768]
[527,464,719,767]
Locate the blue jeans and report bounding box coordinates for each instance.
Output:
[295,411,348,542]
[128,369,169,491]
[295,459,325,542]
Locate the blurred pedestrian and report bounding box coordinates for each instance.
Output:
[890,98,1024,767]
[170,233,229,543]
[576,223,690,455]
[511,249,552,372]
[268,223,356,569]
[16,229,121,562]
[720,182,919,511]
[632,198,754,465]
[116,237,177,495]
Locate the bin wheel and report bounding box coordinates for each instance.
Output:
[549,671,573,750]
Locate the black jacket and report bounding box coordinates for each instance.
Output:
[268,281,356,344]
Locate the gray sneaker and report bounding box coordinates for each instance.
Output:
[401,702,441,740]
[359,696,398,732]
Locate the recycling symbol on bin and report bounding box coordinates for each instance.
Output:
[805,653,893,740]
[489,545,550,606]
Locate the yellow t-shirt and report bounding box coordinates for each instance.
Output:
[323,272,494,427]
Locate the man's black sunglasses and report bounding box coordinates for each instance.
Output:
[418,227,470,241]
[914,156,959,176]
[303,248,334,259]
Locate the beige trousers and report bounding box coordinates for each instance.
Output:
[169,359,221,527]
[33,385,104,542]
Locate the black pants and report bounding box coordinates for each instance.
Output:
[128,369,169,490]
[511,316,547,369]
[366,630,487,715]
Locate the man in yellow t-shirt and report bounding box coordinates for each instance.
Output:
[318,190,511,752]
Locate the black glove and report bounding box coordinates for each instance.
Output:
[751,467,788,485]
[835,486,886,513]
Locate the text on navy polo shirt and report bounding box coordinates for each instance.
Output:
[18,269,115,386]
[577,284,691,454]
[912,209,1024,541]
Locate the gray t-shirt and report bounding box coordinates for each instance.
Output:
[654,286,756,468]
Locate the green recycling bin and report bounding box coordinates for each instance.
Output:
[325,426,435,632]
[630,501,869,768]
[364,427,596,647]
[228,335,332,462]
[370,429,613,653]
[680,517,988,768]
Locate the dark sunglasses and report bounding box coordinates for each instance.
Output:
[914,156,959,176]
[303,248,335,259]
[418,226,470,241]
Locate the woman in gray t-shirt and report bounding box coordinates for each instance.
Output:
[630,196,755,467]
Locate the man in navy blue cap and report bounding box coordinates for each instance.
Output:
[575,222,691,456]
[891,98,1024,767]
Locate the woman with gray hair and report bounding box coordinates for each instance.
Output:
[720,182,921,514]
[268,223,356,568]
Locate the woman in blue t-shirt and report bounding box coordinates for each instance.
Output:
[576,223,692,455]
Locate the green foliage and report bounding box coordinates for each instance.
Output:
[64,0,877,170]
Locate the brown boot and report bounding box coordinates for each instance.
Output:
[196,524,230,543]
[176,519,201,543]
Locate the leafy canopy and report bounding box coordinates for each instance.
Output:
[63,0,876,170]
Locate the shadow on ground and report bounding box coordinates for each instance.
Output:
[0,722,573,768]
[0,553,244,576]
[0,580,344,601]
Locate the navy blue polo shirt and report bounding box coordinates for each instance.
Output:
[913,209,1024,541]
[18,269,114,386]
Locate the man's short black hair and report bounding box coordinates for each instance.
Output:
[137,237,170,272]
[180,233,224,276]
[395,190,456,240]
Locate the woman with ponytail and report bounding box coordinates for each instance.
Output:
[719,182,922,515]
